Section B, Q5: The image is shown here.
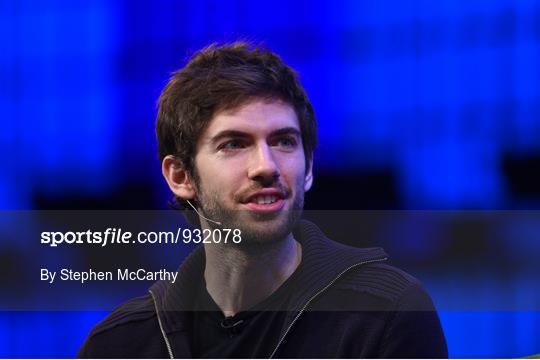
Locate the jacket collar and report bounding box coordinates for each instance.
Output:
[149,219,388,345]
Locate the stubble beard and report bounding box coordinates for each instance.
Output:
[194,181,305,249]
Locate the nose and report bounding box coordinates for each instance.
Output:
[247,143,280,185]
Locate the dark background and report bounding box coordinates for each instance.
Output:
[1,0,539,357]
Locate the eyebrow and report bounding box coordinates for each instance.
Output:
[208,127,302,145]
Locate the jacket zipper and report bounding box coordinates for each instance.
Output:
[149,289,175,359]
[269,256,388,359]
[150,256,388,359]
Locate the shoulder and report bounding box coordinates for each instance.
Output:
[78,294,163,358]
[331,262,437,311]
[324,262,448,357]
[87,294,156,337]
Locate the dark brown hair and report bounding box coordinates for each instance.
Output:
[156,41,317,211]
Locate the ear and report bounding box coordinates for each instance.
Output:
[304,157,313,192]
[162,155,196,200]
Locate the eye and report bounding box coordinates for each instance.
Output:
[274,136,298,148]
[218,139,245,151]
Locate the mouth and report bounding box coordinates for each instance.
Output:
[242,191,286,213]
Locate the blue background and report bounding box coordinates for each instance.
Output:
[1,0,539,357]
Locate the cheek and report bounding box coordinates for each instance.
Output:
[279,155,307,182]
[199,158,246,190]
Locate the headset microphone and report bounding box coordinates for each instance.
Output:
[186,199,222,226]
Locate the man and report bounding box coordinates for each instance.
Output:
[79,42,447,358]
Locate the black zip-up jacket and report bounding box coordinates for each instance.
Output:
[78,220,448,358]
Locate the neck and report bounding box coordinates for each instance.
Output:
[203,232,302,317]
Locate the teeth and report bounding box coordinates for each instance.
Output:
[255,195,277,205]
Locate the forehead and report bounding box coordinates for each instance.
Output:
[201,99,299,139]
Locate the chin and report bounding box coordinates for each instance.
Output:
[232,212,299,246]
[236,229,289,247]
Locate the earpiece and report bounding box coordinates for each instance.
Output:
[185,199,222,226]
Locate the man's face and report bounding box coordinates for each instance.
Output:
[191,98,313,245]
